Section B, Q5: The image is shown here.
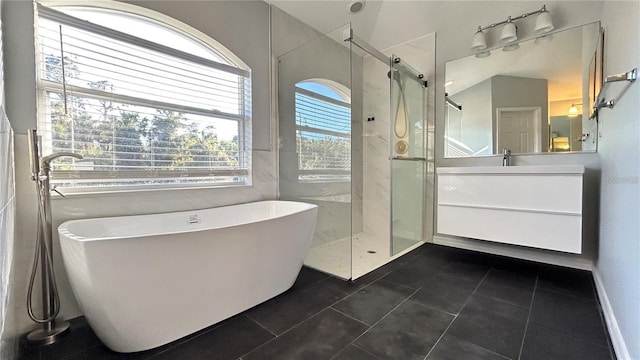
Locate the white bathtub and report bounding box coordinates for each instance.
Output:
[58,200,318,353]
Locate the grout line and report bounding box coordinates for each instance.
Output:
[239,300,352,359]
[237,313,318,358]
[422,269,491,360]
[378,276,420,291]
[240,255,420,359]
[352,343,385,359]
[342,287,421,349]
[422,314,457,360]
[517,274,539,360]
[328,307,374,328]
[245,314,278,337]
[339,343,385,360]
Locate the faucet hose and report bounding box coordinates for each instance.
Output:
[26,177,62,323]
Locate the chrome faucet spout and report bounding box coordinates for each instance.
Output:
[40,152,83,172]
[502,148,512,166]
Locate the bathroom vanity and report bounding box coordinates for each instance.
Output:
[436,165,584,253]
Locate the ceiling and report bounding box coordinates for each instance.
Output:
[267,1,603,102]
[268,0,385,44]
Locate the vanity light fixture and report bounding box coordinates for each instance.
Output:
[471,5,554,55]
[500,17,518,44]
[568,103,582,116]
[471,26,487,51]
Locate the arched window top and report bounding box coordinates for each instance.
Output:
[40,1,249,71]
[294,78,351,181]
[35,1,252,191]
[296,79,350,104]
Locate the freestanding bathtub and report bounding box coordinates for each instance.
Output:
[58,200,318,353]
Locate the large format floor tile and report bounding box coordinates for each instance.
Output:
[23,244,614,360]
[446,294,529,359]
[408,273,476,315]
[529,289,608,345]
[521,324,612,360]
[476,268,536,307]
[354,299,454,360]
[331,279,416,325]
[245,280,346,335]
[426,333,509,360]
[150,315,274,360]
[242,309,368,360]
[332,345,379,360]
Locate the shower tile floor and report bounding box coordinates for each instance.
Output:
[19,244,615,360]
[304,232,422,279]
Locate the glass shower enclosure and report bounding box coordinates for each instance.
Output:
[278,23,428,280]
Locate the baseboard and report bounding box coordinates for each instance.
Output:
[592,268,631,360]
[432,235,593,270]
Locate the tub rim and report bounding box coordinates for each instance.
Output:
[58,200,317,242]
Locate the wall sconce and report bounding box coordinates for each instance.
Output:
[568,103,582,116]
[471,5,554,55]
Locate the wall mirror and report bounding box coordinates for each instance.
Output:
[444,21,602,157]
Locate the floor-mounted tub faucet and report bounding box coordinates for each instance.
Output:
[502,148,512,166]
[26,129,83,346]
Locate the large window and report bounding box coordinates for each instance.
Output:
[295,80,351,181]
[36,4,251,191]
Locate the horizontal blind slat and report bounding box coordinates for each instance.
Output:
[37,4,249,77]
[37,6,251,189]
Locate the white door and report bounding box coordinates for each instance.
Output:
[496,107,541,153]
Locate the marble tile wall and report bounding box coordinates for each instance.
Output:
[362,56,391,238]
[362,34,436,243]
[273,7,355,250]
[0,109,16,360]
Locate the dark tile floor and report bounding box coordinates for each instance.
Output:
[19,244,615,360]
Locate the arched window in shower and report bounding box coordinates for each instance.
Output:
[294,80,351,181]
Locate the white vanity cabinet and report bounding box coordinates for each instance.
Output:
[436,165,584,253]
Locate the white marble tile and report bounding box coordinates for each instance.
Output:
[1,114,17,340]
[304,232,423,279]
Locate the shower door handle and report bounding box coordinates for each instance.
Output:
[390,156,426,161]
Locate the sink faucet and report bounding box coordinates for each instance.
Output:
[502,148,512,166]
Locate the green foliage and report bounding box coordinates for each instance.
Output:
[298,135,350,170]
[48,85,241,172]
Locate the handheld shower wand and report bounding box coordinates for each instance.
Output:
[26,129,82,346]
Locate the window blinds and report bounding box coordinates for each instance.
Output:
[36,5,251,189]
[294,88,351,179]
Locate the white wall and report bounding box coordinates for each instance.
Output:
[3,0,277,339]
[449,78,492,154]
[595,2,640,359]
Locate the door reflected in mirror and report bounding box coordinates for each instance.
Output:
[444,21,601,157]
